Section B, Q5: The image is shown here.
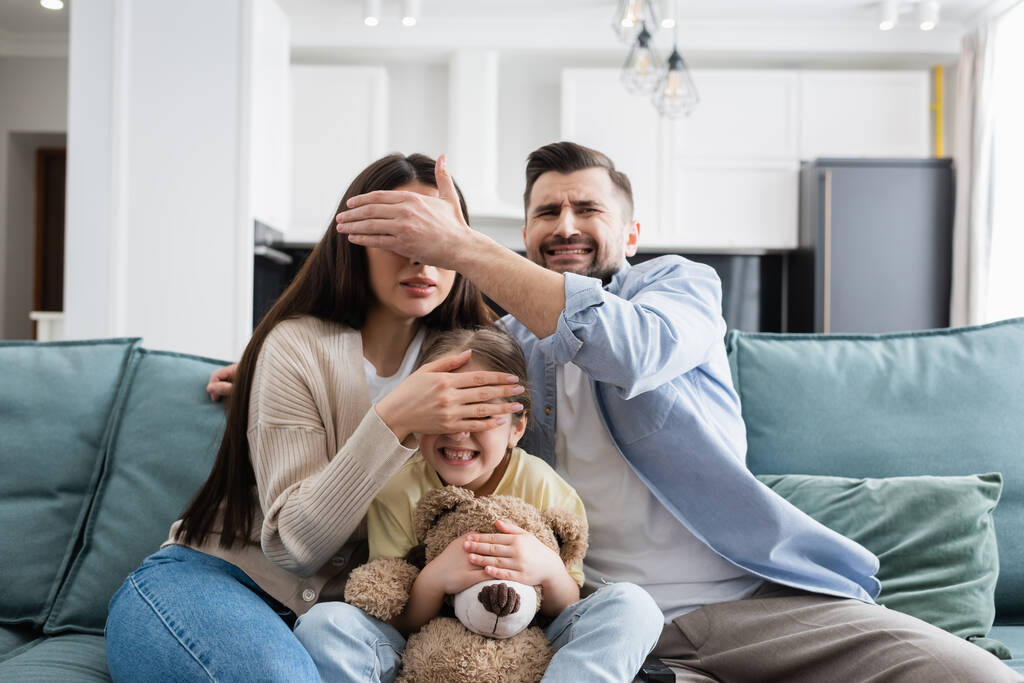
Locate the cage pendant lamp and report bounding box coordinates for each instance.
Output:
[621,23,664,95]
[612,0,659,44]
[653,45,699,119]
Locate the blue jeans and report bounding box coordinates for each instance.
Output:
[542,582,662,682]
[105,545,319,682]
[294,602,406,682]
[293,582,661,683]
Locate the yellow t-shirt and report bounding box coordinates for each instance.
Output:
[367,447,587,587]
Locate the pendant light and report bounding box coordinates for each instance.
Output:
[653,45,699,119]
[621,23,664,95]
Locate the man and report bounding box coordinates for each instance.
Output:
[335,141,1022,681]
[215,142,1020,681]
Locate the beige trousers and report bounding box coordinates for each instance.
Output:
[652,583,1023,682]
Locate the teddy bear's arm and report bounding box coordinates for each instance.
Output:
[344,557,420,621]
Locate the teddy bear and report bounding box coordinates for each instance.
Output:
[344,485,588,683]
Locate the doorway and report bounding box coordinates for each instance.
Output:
[3,132,66,339]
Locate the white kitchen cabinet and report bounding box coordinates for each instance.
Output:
[657,161,799,250]
[671,70,799,162]
[799,71,930,159]
[560,67,930,250]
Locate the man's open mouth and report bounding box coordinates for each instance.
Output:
[546,247,593,256]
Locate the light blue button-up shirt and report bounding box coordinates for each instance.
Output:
[502,255,881,603]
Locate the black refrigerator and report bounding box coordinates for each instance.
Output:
[787,158,954,333]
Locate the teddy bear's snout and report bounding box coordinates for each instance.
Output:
[477,582,521,616]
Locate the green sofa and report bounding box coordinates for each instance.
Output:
[1,318,1022,680]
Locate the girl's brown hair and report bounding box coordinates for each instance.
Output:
[417,326,531,423]
[176,153,496,548]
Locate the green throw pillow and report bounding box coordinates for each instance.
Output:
[758,472,1009,659]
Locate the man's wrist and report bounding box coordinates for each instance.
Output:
[456,229,505,280]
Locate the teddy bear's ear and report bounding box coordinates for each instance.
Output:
[414,485,476,539]
[542,508,589,568]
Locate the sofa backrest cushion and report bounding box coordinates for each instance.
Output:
[726,318,1024,621]
[0,339,139,628]
[43,349,228,634]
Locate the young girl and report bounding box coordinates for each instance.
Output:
[293,326,587,674]
[104,154,525,682]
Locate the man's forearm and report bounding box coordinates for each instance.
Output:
[460,231,566,339]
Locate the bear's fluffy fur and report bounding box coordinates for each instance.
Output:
[344,486,588,683]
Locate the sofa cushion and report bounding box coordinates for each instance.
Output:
[0,633,110,682]
[726,318,1024,620]
[0,625,39,661]
[0,339,139,628]
[43,349,229,634]
[758,472,1007,658]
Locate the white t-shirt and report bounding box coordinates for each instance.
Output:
[555,362,763,622]
[363,328,426,404]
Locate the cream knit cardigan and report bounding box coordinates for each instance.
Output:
[166,315,417,615]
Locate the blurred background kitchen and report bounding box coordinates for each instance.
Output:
[1,0,1021,359]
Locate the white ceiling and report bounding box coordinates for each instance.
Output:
[276,0,995,28]
[0,0,1001,64]
[0,0,997,36]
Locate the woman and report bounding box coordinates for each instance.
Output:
[105,154,525,681]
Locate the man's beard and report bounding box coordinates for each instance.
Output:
[529,235,621,284]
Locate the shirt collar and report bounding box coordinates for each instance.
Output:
[606,260,632,292]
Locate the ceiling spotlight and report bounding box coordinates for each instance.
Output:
[402,0,420,27]
[364,0,381,27]
[878,0,899,30]
[660,0,677,29]
[40,0,64,9]
[918,1,940,30]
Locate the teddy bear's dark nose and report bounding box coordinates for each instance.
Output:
[478,583,521,616]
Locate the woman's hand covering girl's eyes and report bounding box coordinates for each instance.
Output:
[373,350,525,444]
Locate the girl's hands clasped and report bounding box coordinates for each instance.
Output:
[420,533,488,596]
[374,350,525,443]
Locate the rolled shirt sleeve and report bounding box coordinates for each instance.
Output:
[537,258,727,399]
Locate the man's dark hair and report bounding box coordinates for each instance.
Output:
[523,141,634,219]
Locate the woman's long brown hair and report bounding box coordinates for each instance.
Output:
[176,153,496,548]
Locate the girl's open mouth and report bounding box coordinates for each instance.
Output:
[441,447,479,463]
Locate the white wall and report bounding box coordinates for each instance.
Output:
[63,0,118,343]
[289,65,387,242]
[64,0,289,359]
[496,53,640,216]
[0,56,68,339]
[388,62,448,160]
